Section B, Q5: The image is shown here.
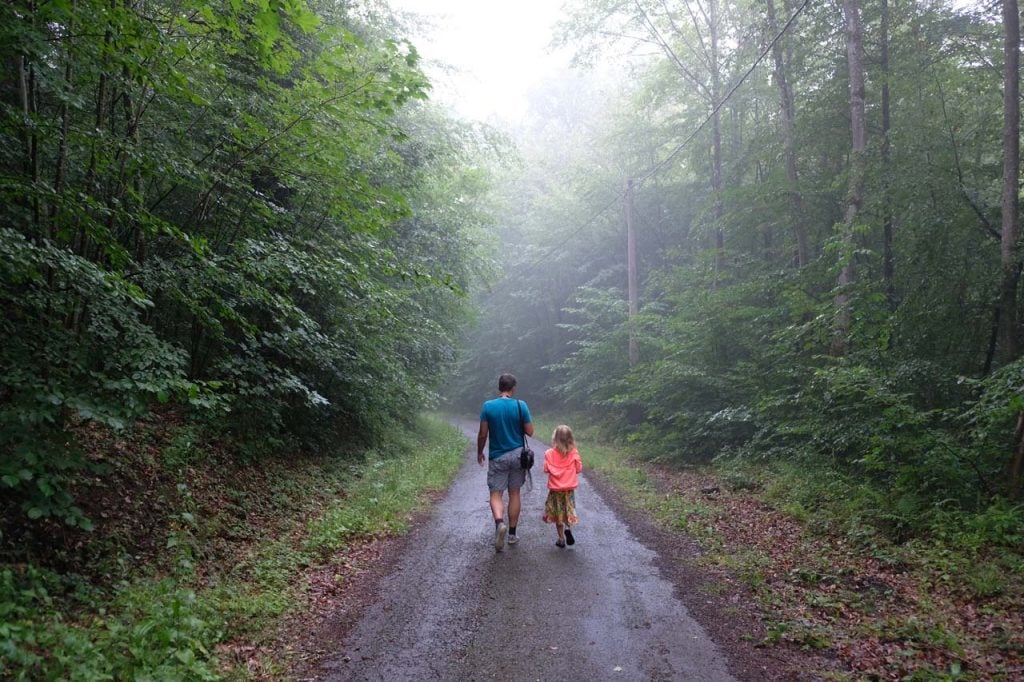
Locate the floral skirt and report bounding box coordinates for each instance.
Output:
[543,489,578,525]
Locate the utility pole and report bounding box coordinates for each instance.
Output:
[626,177,639,366]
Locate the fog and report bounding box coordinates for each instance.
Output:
[386,0,575,122]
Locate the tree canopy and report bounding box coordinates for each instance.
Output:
[0,0,496,528]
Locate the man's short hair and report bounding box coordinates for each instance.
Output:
[498,373,517,392]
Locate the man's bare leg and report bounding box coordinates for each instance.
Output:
[507,487,521,528]
[489,490,505,522]
[489,490,508,550]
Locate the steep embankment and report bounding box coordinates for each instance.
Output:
[0,413,466,680]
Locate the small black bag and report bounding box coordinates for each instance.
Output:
[516,400,534,470]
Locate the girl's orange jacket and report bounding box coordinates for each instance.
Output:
[543,447,582,491]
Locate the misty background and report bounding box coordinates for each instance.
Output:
[2,0,1023,678]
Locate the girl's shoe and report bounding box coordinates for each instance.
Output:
[555,539,566,548]
[564,529,575,546]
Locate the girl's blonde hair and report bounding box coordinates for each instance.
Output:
[551,424,575,454]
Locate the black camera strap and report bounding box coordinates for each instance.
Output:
[516,399,533,492]
[516,400,528,450]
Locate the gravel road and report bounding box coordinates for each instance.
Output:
[317,419,739,681]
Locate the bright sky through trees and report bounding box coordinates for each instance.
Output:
[388,0,572,121]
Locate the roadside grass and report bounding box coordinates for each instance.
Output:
[0,415,467,681]
[553,418,1024,681]
[306,419,465,555]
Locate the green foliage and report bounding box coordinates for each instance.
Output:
[0,227,214,526]
[0,414,468,679]
[305,418,466,553]
[1,0,492,525]
[962,500,1024,548]
[452,0,1020,552]
[0,567,219,681]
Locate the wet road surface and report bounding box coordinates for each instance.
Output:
[317,420,738,681]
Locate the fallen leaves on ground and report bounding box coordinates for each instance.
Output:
[646,466,1024,680]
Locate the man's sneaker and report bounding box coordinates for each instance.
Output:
[507,531,519,545]
[495,521,507,551]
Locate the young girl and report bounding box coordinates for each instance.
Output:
[542,425,582,548]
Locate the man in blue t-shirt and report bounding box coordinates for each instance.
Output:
[477,373,533,551]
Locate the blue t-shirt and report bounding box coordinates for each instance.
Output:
[480,397,532,460]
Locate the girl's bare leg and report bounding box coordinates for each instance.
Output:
[556,522,565,543]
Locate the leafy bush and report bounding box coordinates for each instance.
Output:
[0,229,214,527]
[0,567,219,681]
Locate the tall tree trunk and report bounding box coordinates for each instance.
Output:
[13,2,39,220]
[880,0,895,310]
[14,55,31,202]
[75,1,114,260]
[52,55,73,242]
[998,0,1021,363]
[832,0,867,356]
[14,47,40,232]
[710,0,725,277]
[125,85,146,263]
[28,54,40,232]
[765,0,807,267]
[1000,0,1023,497]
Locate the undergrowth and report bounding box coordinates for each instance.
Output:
[0,415,466,680]
[555,416,1024,680]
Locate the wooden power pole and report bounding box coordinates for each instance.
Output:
[626,177,639,366]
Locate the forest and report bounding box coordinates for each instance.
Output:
[1,0,491,524]
[1,0,1022,678]
[460,0,1024,540]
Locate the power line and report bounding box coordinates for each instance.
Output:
[535,0,813,260]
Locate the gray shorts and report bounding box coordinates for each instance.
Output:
[487,449,527,493]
